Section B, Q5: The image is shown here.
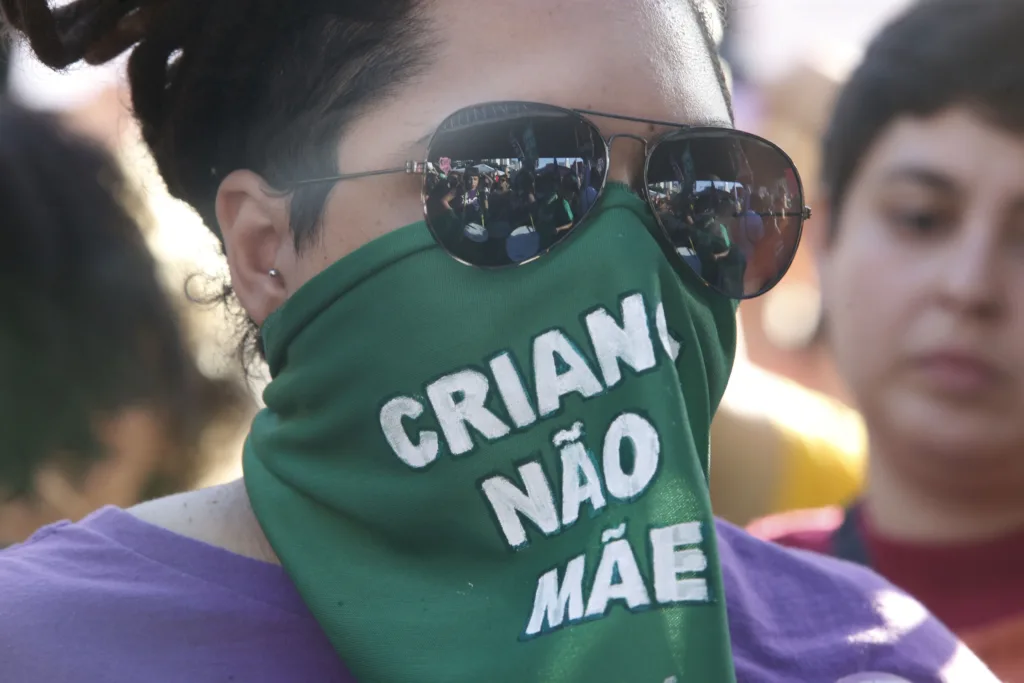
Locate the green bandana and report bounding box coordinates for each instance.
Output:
[245,186,738,683]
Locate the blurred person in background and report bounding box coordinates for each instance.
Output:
[750,1,1024,679]
[0,0,996,681]
[0,99,251,545]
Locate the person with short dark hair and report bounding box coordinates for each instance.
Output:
[453,167,485,226]
[750,1,1024,679]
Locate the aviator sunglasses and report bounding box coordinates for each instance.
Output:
[288,101,811,299]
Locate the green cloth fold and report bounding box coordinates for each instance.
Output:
[245,186,739,683]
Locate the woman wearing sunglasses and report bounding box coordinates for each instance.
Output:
[0,1,995,681]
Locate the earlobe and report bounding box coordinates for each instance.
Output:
[215,170,292,325]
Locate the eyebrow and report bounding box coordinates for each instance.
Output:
[881,166,957,190]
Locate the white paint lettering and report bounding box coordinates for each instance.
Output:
[585,293,657,388]
[584,538,651,617]
[655,302,682,361]
[603,413,661,500]
[552,421,584,448]
[427,370,510,456]
[379,397,439,469]
[490,352,538,429]
[650,522,709,604]
[524,554,586,636]
[534,331,604,417]
[559,441,607,526]
[481,462,560,549]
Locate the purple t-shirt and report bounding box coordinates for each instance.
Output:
[0,508,994,682]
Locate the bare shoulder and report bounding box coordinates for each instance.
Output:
[129,479,279,564]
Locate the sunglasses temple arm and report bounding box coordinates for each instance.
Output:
[287,161,428,188]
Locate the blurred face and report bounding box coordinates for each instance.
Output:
[270,0,729,293]
[821,107,1024,493]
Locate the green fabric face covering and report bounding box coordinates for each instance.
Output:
[245,186,738,683]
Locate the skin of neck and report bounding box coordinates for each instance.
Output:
[864,433,1024,545]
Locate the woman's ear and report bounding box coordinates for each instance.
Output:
[215,170,293,325]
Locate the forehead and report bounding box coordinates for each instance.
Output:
[413,0,728,127]
[860,107,1024,191]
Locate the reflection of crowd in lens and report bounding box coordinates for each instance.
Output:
[425,134,798,290]
[426,147,603,266]
[653,149,796,297]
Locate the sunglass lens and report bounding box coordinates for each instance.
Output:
[646,130,805,299]
[424,103,606,267]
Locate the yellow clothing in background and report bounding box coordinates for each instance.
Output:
[771,394,866,512]
[711,362,867,525]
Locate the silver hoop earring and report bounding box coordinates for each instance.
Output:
[268,268,281,278]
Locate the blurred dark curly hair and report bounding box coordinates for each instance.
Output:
[0,100,249,501]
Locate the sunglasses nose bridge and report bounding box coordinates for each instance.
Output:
[604,133,649,190]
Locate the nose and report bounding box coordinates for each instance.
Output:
[604,133,649,190]
[938,222,1006,319]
